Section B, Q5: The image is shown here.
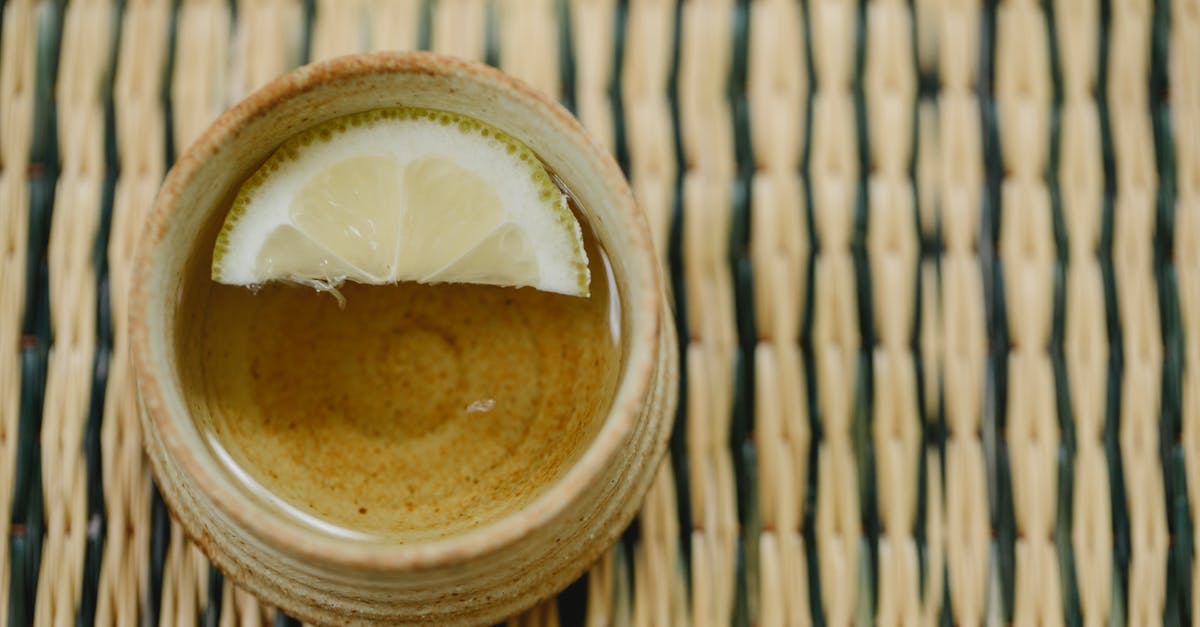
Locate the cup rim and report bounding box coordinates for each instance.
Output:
[131,51,663,571]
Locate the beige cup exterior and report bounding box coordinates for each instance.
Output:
[132,52,677,625]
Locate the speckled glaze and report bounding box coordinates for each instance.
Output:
[131,52,677,625]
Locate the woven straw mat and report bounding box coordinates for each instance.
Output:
[2,0,1199,625]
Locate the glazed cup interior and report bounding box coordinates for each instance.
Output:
[133,52,662,569]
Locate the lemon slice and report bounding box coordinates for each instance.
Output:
[211,108,590,297]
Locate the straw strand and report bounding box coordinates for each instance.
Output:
[913,0,945,621]
[808,0,867,618]
[1054,0,1113,622]
[229,0,305,103]
[35,2,114,624]
[365,0,423,52]
[432,0,488,63]
[569,0,616,155]
[995,0,1063,622]
[679,2,740,624]
[94,1,170,624]
[1109,0,1169,620]
[935,0,993,621]
[864,0,921,621]
[171,0,230,156]
[498,0,560,100]
[311,0,368,62]
[747,0,810,624]
[0,1,38,624]
[621,0,676,258]
[617,2,688,624]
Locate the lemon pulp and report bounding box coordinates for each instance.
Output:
[212,108,590,297]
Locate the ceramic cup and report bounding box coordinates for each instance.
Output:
[132,51,677,625]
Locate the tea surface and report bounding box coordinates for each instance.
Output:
[178,221,621,542]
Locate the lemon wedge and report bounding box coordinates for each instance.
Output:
[211,108,590,297]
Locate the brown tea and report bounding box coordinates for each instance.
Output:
[175,207,621,543]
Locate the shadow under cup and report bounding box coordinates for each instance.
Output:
[133,52,675,625]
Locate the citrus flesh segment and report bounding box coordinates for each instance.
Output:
[211,108,590,297]
[288,155,403,281]
[397,157,506,280]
